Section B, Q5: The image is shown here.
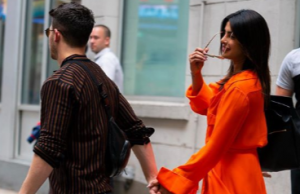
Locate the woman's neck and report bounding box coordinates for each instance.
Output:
[232,57,246,73]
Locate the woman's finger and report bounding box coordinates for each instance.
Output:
[158,186,172,194]
[189,55,207,63]
[191,51,206,57]
[262,172,272,178]
[149,186,160,193]
[190,59,206,65]
[191,53,207,59]
[194,47,209,53]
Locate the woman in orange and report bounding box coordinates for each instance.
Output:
[149,9,271,194]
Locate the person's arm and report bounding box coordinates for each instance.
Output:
[276,51,294,97]
[19,154,53,194]
[156,87,250,193]
[186,81,219,115]
[132,143,158,183]
[132,144,159,194]
[275,85,293,97]
[186,48,222,115]
[116,93,158,188]
[19,80,73,192]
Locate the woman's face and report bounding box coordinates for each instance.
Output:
[221,22,245,62]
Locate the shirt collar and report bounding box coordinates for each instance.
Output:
[61,54,87,67]
[94,47,110,61]
[223,70,258,90]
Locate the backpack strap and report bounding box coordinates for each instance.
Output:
[69,59,113,119]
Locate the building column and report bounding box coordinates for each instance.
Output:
[0,0,23,159]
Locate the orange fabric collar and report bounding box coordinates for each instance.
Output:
[224,70,258,90]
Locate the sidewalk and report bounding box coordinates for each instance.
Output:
[0,189,18,194]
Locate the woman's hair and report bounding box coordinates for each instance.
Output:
[219,9,271,103]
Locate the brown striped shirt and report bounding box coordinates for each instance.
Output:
[34,55,151,194]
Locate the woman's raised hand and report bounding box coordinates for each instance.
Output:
[189,48,209,74]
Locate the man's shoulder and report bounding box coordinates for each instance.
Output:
[284,48,300,63]
[44,69,63,84]
[280,48,300,76]
[96,50,120,67]
[44,63,84,86]
[288,48,300,55]
[101,50,118,60]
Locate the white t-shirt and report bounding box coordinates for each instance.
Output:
[276,48,300,91]
[94,48,124,92]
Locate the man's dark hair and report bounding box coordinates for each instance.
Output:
[95,24,111,38]
[49,3,95,47]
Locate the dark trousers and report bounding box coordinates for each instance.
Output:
[291,169,300,194]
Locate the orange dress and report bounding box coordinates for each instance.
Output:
[157,70,267,194]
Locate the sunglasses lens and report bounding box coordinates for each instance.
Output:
[45,28,49,37]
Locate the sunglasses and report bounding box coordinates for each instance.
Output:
[203,32,224,60]
[45,28,54,37]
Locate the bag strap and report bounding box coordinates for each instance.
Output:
[68,59,113,119]
[287,101,300,161]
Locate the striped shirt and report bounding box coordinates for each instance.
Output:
[34,55,151,194]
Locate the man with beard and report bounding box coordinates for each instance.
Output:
[19,3,158,194]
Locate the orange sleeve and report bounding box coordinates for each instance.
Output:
[158,87,249,193]
[186,82,220,115]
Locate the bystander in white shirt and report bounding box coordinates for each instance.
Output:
[94,48,124,92]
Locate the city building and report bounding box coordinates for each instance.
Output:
[0,0,298,193]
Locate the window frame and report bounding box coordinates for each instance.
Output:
[0,14,4,103]
[18,0,50,106]
[0,0,25,160]
[295,0,300,48]
[15,0,51,159]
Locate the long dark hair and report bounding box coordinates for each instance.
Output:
[219,9,271,103]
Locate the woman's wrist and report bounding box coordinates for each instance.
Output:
[190,70,201,76]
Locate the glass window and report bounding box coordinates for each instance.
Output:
[0,0,6,102]
[122,0,189,98]
[21,0,45,105]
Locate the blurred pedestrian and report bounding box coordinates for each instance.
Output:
[90,25,124,92]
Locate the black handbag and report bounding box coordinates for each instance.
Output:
[72,60,131,177]
[258,95,300,172]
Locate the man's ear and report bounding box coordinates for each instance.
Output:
[54,29,61,42]
[105,36,110,47]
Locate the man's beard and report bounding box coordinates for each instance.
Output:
[50,44,58,60]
